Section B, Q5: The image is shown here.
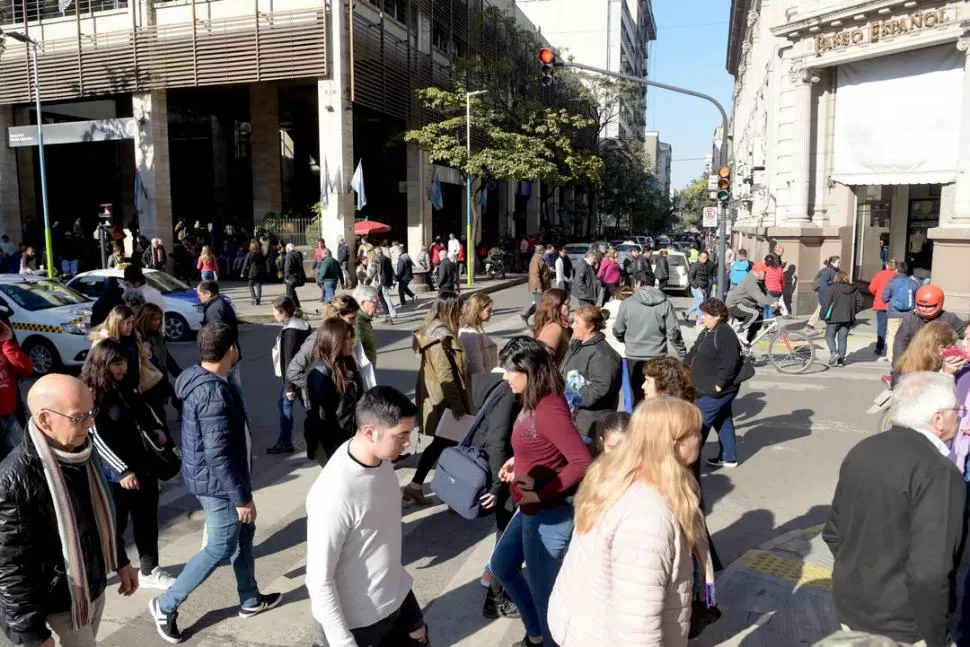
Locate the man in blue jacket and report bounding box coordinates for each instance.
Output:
[148,323,281,643]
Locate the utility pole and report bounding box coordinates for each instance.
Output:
[465,89,487,286]
[560,61,730,291]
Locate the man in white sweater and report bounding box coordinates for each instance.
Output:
[306,386,430,647]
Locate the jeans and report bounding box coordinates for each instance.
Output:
[228,364,250,422]
[491,506,574,645]
[686,287,705,319]
[248,280,262,305]
[112,478,160,575]
[398,279,415,306]
[201,270,216,281]
[764,291,783,321]
[621,358,634,413]
[321,279,337,304]
[277,385,294,447]
[60,259,78,276]
[875,310,888,355]
[826,322,851,359]
[696,391,738,463]
[157,495,259,614]
[0,414,23,460]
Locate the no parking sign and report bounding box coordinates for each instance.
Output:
[702,206,718,228]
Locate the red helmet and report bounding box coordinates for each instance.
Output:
[915,284,944,319]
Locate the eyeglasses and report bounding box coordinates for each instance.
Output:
[41,408,98,427]
[945,406,968,418]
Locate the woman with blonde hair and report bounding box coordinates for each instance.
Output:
[897,320,965,376]
[533,288,571,365]
[197,245,217,281]
[135,302,182,421]
[459,292,499,375]
[548,397,709,647]
[90,304,148,392]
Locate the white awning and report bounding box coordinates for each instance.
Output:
[832,44,964,186]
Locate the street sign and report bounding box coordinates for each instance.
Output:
[707,175,719,192]
[702,206,718,228]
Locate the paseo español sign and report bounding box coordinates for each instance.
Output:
[814,8,951,55]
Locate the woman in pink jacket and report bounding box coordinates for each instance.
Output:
[596,250,622,305]
[547,397,711,646]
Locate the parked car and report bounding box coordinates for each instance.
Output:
[562,243,594,270]
[0,276,92,375]
[68,268,204,341]
[653,250,690,295]
[629,235,655,250]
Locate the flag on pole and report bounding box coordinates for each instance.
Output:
[350,159,367,211]
[321,157,330,209]
[428,171,443,210]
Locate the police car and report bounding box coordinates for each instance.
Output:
[68,268,204,341]
[0,275,92,375]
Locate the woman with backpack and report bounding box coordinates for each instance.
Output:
[820,271,865,367]
[809,256,840,330]
[269,297,312,455]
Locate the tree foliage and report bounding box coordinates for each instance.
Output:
[598,139,669,233]
[672,174,710,230]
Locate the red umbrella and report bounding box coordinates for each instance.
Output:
[354,220,392,236]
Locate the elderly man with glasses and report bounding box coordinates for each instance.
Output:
[823,371,966,647]
[0,374,138,647]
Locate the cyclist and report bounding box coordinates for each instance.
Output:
[725,262,777,344]
[892,284,965,374]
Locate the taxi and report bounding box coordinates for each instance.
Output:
[0,275,92,375]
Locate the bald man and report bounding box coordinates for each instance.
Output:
[0,374,137,647]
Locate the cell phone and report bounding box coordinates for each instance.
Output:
[941,346,969,361]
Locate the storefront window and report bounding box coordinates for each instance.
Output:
[854,185,892,282]
[906,184,941,276]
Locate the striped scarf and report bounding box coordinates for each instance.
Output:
[27,419,117,630]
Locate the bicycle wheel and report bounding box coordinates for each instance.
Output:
[768,329,816,374]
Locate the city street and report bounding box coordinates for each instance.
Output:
[58,283,887,647]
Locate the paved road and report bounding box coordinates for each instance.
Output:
[14,284,888,646]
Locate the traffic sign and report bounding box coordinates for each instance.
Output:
[707,175,719,192]
[702,206,718,228]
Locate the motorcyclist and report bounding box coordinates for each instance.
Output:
[891,284,965,381]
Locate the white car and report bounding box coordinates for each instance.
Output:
[653,250,691,295]
[68,269,204,341]
[0,276,93,375]
[562,243,594,269]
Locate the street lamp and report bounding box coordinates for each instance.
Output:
[466,89,487,286]
[0,29,53,279]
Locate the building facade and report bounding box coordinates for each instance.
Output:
[517,0,656,141]
[0,0,568,260]
[726,0,970,314]
[643,131,671,199]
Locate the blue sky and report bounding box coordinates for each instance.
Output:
[646,0,734,191]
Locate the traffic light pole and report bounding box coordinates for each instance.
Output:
[560,61,731,291]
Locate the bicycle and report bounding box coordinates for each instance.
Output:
[731,316,816,374]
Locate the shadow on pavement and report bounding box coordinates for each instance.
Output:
[735,408,815,463]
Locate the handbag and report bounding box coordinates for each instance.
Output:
[137,405,181,481]
[139,359,164,393]
[431,387,501,520]
[712,327,755,386]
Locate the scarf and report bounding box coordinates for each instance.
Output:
[27,419,117,629]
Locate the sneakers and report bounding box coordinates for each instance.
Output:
[483,588,520,619]
[239,592,283,618]
[139,567,176,590]
[513,636,544,647]
[149,597,182,644]
[266,443,294,455]
[707,457,739,469]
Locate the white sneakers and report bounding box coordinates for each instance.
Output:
[139,567,177,590]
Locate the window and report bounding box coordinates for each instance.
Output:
[70,276,107,299]
[143,271,192,295]
[0,281,88,311]
[432,22,450,52]
[382,0,407,23]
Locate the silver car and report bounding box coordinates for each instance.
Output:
[653,250,691,295]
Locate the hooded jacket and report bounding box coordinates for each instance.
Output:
[414,322,471,436]
[612,287,686,360]
[725,273,773,311]
[560,332,623,437]
[175,365,251,506]
[820,282,864,325]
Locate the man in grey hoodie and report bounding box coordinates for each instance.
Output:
[613,278,686,407]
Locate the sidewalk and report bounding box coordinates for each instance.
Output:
[694,525,839,646]
[218,273,528,324]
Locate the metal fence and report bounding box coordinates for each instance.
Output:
[254,213,320,249]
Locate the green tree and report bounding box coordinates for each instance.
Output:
[672,174,710,230]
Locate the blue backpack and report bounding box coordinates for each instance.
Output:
[890,277,917,312]
[730,260,752,286]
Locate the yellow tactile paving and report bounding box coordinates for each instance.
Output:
[734,549,833,591]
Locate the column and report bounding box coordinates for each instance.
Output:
[132,90,174,252]
[526,181,540,235]
[406,144,432,258]
[947,37,970,224]
[0,107,21,240]
[318,0,355,270]
[250,83,282,222]
[779,60,814,225]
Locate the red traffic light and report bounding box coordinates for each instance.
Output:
[537,48,556,65]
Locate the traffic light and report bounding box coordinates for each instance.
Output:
[716,166,731,202]
[537,48,556,87]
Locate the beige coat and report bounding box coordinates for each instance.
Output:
[414,322,472,436]
[529,252,551,294]
[548,483,694,647]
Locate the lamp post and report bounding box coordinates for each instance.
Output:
[466,89,487,287]
[1,29,52,279]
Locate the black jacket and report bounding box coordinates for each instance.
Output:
[572,260,598,302]
[90,283,124,328]
[654,254,670,281]
[0,433,125,647]
[284,250,304,283]
[396,253,413,283]
[438,258,458,291]
[202,295,241,357]
[820,282,864,325]
[305,363,364,460]
[823,426,966,647]
[686,323,743,396]
[278,318,312,394]
[141,245,167,270]
[381,255,395,287]
[467,373,521,496]
[241,251,265,281]
[689,260,713,290]
[559,333,623,437]
[630,255,655,287]
[90,388,164,481]
[337,242,349,265]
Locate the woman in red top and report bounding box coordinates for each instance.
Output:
[763,254,786,320]
[490,337,591,647]
[596,249,622,305]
